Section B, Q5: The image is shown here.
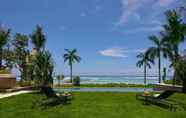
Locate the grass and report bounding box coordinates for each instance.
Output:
[54,83,155,88]
[0,92,186,118]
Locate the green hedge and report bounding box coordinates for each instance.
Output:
[0,69,10,74]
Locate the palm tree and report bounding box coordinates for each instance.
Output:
[64,49,81,83]
[161,9,186,84]
[147,35,171,83]
[30,25,46,52]
[0,26,10,68]
[162,10,186,61]
[33,51,54,86]
[136,51,154,85]
[13,33,29,81]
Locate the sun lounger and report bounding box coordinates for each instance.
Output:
[41,86,73,102]
[32,86,73,108]
[136,90,178,111]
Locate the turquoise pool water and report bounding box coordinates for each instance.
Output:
[54,87,154,92]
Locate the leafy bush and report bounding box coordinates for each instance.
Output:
[0,68,10,74]
[56,74,64,86]
[175,58,186,92]
[19,80,32,87]
[32,51,54,86]
[73,76,80,86]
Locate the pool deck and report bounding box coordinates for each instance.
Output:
[0,90,32,99]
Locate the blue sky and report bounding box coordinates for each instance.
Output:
[0,0,185,75]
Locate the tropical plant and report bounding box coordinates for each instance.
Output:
[56,74,64,86]
[161,10,186,61]
[174,58,186,92]
[30,25,46,52]
[73,76,80,86]
[162,67,167,82]
[0,26,10,68]
[161,9,186,84]
[13,33,29,83]
[64,49,81,83]
[2,47,15,70]
[136,51,154,85]
[147,35,171,83]
[33,51,54,86]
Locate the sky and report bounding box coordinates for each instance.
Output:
[0,0,185,76]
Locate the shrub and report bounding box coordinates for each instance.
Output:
[56,74,64,86]
[0,68,10,74]
[73,76,80,86]
[19,80,32,87]
[175,58,186,92]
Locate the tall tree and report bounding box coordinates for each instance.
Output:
[147,35,171,83]
[161,9,186,84]
[64,49,81,83]
[136,51,154,85]
[33,51,54,86]
[0,26,10,69]
[162,10,186,61]
[30,25,46,52]
[13,33,29,81]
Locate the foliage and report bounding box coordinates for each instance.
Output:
[73,76,80,86]
[175,58,186,90]
[64,49,81,83]
[162,67,167,82]
[161,9,186,84]
[160,9,186,64]
[2,48,15,70]
[30,25,46,52]
[0,68,10,74]
[136,51,154,84]
[56,74,64,86]
[147,36,171,83]
[0,25,10,68]
[13,33,29,83]
[33,51,54,86]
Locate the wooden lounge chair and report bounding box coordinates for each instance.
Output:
[136,90,178,111]
[41,86,73,103]
[32,86,73,108]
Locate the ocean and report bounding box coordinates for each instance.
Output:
[16,75,171,85]
[54,76,172,85]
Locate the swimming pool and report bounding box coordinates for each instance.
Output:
[54,87,155,92]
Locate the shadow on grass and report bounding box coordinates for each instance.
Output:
[140,100,177,112]
[31,92,71,110]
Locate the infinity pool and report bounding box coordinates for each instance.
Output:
[54,88,155,92]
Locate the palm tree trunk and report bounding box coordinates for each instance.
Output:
[144,65,146,85]
[0,47,2,69]
[158,52,161,83]
[173,46,179,85]
[70,64,73,83]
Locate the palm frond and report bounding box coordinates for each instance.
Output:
[149,35,160,46]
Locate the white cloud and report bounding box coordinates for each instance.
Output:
[99,47,145,58]
[80,12,86,17]
[116,0,176,26]
[123,26,163,34]
[99,48,128,58]
[59,26,66,31]
[117,0,144,25]
[156,0,175,7]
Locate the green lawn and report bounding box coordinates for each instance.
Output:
[0,92,186,118]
